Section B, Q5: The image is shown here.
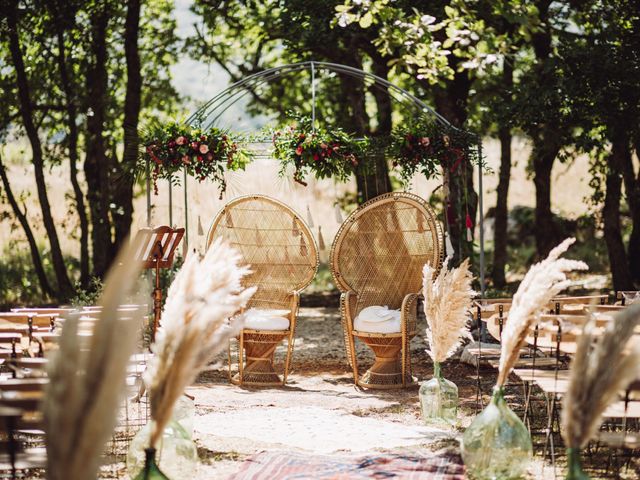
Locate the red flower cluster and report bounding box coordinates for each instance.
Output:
[140,122,250,196]
[271,118,364,185]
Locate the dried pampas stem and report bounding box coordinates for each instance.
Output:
[44,240,145,480]
[496,237,588,387]
[145,238,255,448]
[562,303,640,449]
[422,257,475,363]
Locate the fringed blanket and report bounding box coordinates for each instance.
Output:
[228,450,465,479]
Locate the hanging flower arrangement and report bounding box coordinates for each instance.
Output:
[388,118,481,245]
[270,116,369,186]
[388,119,480,185]
[139,121,252,196]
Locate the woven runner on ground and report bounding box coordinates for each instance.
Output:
[228,450,464,479]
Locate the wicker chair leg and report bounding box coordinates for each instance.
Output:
[227,340,233,382]
[238,331,245,384]
[342,308,359,384]
[401,338,407,388]
[349,334,359,384]
[401,316,409,387]
[283,330,295,385]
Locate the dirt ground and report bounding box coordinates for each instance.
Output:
[101,306,638,479]
[176,307,555,479]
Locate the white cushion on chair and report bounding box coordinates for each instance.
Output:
[241,308,290,331]
[353,305,401,334]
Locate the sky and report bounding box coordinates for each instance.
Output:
[170,0,266,130]
[171,0,226,108]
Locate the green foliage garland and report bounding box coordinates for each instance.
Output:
[388,118,480,186]
[140,116,479,196]
[270,116,369,185]
[140,121,252,196]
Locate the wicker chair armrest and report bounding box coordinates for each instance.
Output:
[341,291,358,325]
[340,291,358,369]
[287,290,301,325]
[401,293,421,335]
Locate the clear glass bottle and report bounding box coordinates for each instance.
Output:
[171,395,196,437]
[127,419,198,478]
[419,361,458,426]
[566,448,589,480]
[132,448,170,480]
[461,386,532,479]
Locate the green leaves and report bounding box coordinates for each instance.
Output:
[388,116,481,186]
[270,115,368,185]
[359,11,373,28]
[139,121,252,196]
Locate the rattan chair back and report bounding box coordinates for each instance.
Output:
[207,195,318,311]
[330,192,444,316]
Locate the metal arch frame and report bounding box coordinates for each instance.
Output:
[188,61,456,130]
[150,60,486,297]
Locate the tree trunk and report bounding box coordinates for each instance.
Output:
[6,1,74,299]
[369,52,393,136]
[528,0,562,259]
[492,127,512,288]
[603,139,634,290]
[336,52,391,203]
[50,1,90,289]
[356,53,392,202]
[0,155,54,299]
[112,0,141,254]
[433,67,476,265]
[84,4,113,278]
[531,132,561,257]
[491,60,514,289]
[616,132,640,283]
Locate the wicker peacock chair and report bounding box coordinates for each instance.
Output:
[206,195,318,386]
[330,192,444,389]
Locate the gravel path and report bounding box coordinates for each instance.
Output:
[178,307,549,478]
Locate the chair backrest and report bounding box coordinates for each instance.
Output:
[206,195,319,311]
[330,192,444,315]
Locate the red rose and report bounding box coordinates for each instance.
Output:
[313,153,319,161]
[295,146,303,156]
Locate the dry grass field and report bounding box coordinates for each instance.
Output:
[1,136,594,261]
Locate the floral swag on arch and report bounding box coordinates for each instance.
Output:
[137,116,480,238]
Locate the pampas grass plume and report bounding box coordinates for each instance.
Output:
[562,303,640,449]
[44,239,145,480]
[422,257,475,363]
[145,238,255,448]
[496,238,588,387]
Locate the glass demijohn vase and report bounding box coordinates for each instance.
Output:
[419,361,458,425]
[127,419,198,478]
[133,448,170,480]
[461,386,532,479]
[566,448,589,480]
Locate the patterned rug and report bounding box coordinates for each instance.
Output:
[228,450,465,479]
